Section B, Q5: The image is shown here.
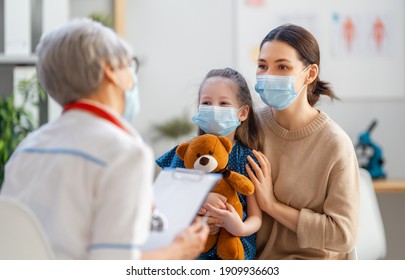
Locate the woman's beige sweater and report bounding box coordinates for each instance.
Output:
[256,108,360,259]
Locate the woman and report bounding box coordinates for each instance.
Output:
[246,24,360,259]
[0,18,208,260]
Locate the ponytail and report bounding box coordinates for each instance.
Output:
[307,78,339,106]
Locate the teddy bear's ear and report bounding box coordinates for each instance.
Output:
[176,142,190,160]
[218,136,232,153]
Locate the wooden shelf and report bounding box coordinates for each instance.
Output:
[373,179,405,193]
[0,55,37,64]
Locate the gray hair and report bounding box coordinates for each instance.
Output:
[36,18,133,105]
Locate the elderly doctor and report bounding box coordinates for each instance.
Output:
[0,18,208,260]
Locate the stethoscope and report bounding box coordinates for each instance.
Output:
[150,207,168,232]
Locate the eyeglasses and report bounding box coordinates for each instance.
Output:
[128,56,139,74]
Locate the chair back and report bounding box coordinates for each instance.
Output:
[0,197,54,259]
[347,247,358,260]
[356,168,387,259]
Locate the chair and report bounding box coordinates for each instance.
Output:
[347,247,358,260]
[354,168,387,259]
[0,197,54,259]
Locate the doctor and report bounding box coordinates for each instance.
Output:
[0,18,208,260]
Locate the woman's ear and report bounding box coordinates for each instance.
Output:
[238,105,249,122]
[307,64,319,84]
[103,62,121,87]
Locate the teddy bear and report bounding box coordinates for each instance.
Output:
[176,133,255,260]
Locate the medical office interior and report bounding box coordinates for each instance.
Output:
[0,0,404,259]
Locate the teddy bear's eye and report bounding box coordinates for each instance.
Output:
[196,153,201,158]
[208,151,213,155]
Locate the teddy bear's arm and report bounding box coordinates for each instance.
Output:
[225,171,255,196]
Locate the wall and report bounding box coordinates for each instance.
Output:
[125,0,235,157]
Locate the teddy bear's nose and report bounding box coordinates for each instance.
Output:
[199,156,209,166]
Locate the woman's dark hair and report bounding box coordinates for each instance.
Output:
[197,68,264,151]
[260,24,338,106]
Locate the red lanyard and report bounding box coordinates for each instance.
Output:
[63,101,129,134]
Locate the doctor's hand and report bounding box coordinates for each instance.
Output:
[246,150,276,215]
[171,217,210,259]
[140,217,209,260]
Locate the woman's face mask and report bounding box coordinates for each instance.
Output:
[255,65,310,110]
[192,105,242,136]
[123,72,140,122]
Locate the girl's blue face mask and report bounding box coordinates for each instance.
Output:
[192,105,242,136]
[255,65,310,110]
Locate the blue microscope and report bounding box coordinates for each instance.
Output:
[356,120,387,179]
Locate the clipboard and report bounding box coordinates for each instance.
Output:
[140,168,221,251]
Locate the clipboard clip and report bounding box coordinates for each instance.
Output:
[170,168,207,182]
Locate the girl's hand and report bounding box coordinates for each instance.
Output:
[198,192,227,215]
[206,214,222,235]
[205,203,244,236]
[246,150,276,214]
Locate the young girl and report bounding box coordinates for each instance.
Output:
[156,68,263,260]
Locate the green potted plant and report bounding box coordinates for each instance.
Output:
[152,114,195,143]
[151,114,196,161]
[88,12,114,28]
[0,75,45,188]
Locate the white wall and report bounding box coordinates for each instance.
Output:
[125,0,235,156]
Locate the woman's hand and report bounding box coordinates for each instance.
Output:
[246,150,276,214]
[205,203,245,236]
[246,150,299,232]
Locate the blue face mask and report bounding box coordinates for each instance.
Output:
[123,73,140,122]
[192,105,241,136]
[254,66,309,110]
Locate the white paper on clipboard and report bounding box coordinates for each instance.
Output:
[140,168,221,251]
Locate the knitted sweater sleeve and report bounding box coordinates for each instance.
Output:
[296,140,360,253]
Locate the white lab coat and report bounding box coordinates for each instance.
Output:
[1,102,154,259]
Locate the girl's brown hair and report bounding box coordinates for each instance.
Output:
[261,24,338,106]
[197,68,264,151]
